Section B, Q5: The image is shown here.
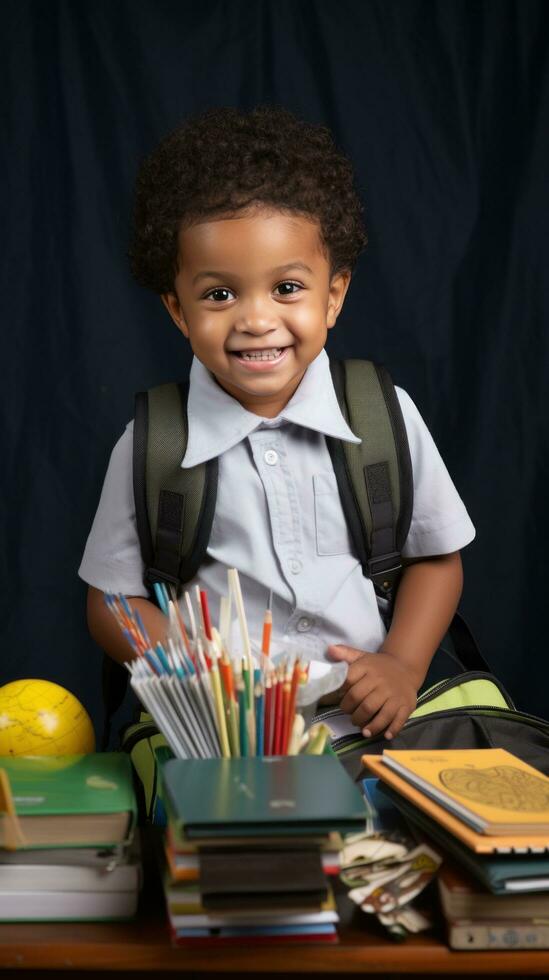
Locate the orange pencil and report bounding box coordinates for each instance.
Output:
[219,656,234,702]
[261,590,273,658]
[261,610,272,658]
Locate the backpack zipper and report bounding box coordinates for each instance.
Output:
[414,671,515,710]
[313,672,516,728]
[332,705,549,756]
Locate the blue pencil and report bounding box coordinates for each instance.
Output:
[153,582,169,615]
[134,607,151,649]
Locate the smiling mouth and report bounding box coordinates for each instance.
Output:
[230,346,289,361]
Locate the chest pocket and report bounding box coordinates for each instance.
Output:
[313,472,354,557]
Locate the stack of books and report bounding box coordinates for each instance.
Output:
[0,753,140,922]
[363,748,549,950]
[159,754,367,945]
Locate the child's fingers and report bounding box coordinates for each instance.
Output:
[384,704,412,740]
[326,644,365,664]
[349,690,386,729]
[340,676,380,717]
[359,696,404,739]
[329,649,377,694]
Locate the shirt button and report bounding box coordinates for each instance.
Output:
[289,558,302,574]
[264,449,278,466]
[297,616,313,632]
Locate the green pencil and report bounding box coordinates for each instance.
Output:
[237,680,247,757]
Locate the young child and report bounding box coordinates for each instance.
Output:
[79,105,475,742]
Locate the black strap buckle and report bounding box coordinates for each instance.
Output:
[366,552,402,592]
[144,567,181,588]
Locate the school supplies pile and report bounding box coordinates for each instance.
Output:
[159,754,367,945]
[106,568,339,759]
[339,777,442,940]
[0,753,141,922]
[363,748,549,950]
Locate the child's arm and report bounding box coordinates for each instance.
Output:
[326,550,464,739]
[86,586,168,667]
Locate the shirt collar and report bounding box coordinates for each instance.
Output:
[181,348,361,468]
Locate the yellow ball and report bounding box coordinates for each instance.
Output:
[0,680,96,756]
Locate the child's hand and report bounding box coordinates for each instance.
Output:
[326,644,418,740]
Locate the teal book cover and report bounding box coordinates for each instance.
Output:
[162,756,366,838]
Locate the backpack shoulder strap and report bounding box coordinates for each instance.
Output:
[102,380,218,748]
[326,359,413,601]
[133,380,218,593]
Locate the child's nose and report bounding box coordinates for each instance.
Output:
[234,316,278,337]
[233,305,279,335]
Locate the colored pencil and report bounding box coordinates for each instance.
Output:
[282,658,301,754]
[209,658,230,759]
[261,590,273,658]
[287,713,306,755]
[199,589,213,642]
[273,667,284,756]
[237,680,248,757]
[304,723,331,755]
[255,682,264,757]
[153,582,169,615]
[264,672,274,756]
[280,669,291,754]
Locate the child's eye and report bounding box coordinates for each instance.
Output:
[274,281,303,296]
[204,287,235,302]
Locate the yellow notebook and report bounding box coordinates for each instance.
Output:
[362,754,549,854]
[379,749,549,835]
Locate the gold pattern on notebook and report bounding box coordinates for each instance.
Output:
[440,766,549,812]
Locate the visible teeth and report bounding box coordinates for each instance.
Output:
[239,348,283,361]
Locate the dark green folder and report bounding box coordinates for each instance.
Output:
[379,783,549,895]
[162,756,366,839]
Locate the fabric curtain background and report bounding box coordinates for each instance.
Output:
[3,0,548,739]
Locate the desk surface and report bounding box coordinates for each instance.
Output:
[1,832,549,977]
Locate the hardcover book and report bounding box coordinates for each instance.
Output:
[0,753,136,848]
[161,756,366,839]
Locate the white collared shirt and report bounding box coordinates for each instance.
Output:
[78,349,475,661]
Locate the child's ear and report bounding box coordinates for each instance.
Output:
[161,292,189,338]
[326,270,351,329]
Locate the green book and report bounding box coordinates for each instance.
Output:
[0,753,136,849]
[161,756,366,839]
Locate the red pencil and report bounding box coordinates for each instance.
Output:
[264,673,273,756]
[199,589,213,641]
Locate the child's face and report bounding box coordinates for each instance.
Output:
[161,207,350,417]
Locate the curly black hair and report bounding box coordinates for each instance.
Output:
[128,105,367,294]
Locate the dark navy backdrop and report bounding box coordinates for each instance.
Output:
[3,0,548,741]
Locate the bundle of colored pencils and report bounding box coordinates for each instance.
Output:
[104,568,331,759]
